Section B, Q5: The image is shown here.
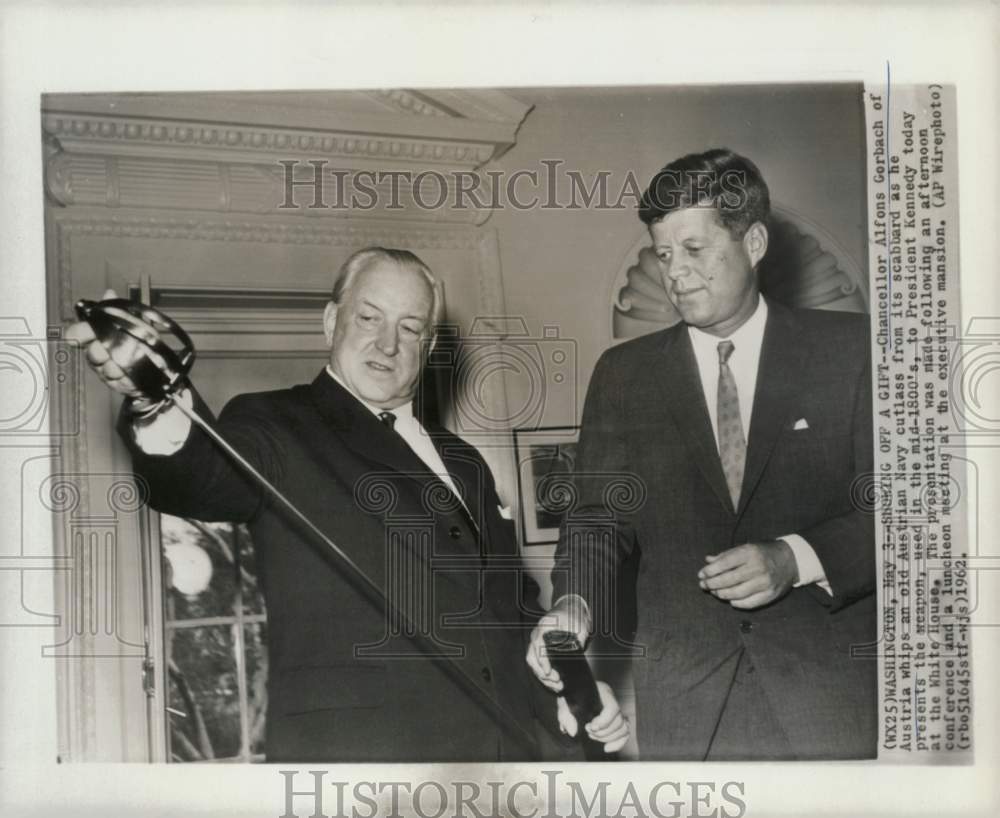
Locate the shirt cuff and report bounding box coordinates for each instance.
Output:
[550,594,593,635]
[779,533,833,596]
[132,388,193,455]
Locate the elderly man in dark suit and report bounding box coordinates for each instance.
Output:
[68,247,629,762]
[528,149,877,760]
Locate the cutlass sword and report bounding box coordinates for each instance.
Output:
[74,297,544,756]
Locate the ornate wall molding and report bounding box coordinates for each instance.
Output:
[366,89,451,118]
[44,151,493,225]
[42,89,535,234]
[42,112,497,169]
[364,88,533,124]
[42,91,530,141]
[41,91,533,214]
[50,209,504,321]
[419,89,534,125]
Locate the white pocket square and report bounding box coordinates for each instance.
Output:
[497,505,513,520]
[793,418,810,431]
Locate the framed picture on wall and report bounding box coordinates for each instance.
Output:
[513,427,581,545]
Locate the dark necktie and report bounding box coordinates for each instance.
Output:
[717,340,746,511]
[377,408,476,532]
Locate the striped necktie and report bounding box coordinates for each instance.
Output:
[716,340,746,511]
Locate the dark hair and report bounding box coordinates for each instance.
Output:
[638,148,770,238]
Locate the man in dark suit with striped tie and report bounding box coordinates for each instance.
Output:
[528,149,877,759]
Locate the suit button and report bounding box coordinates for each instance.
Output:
[449,526,462,539]
[480,666,492,683]
[740,620,754,633]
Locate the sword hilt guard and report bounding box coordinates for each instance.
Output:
[75,298,196,400]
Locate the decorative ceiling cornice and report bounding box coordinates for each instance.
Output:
[43,151,491,225]
[41,89,532,171]
[41,112,496,169]
[50,209,507,334]
[42,90,533,224]
[365,89,452,118]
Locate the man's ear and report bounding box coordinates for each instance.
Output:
[322,300,338,346]
[424,331,438,359]
[743,221,768,268]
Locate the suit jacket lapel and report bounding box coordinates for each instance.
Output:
[308,372,430,480]
[657,325,735,515]
[427,431,484,538]
[737,302,808,516]
[427,429,520,621]
[310,373,483,538]
[307,373,502,624]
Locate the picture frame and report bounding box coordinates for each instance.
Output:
[513,426,581,545]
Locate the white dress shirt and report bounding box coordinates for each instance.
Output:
[131,367,466,508]
[325,368,466,506]
[687,297,829,594]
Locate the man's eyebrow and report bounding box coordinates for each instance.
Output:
[401,314,430,325]
[360,298,429,323]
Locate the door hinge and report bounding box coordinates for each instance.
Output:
[142,654,156,698]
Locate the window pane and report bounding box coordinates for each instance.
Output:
[167,624,242,762]
[245,622,268,757]
[235,524,267,616]
[160,516,269,762]
[161,516,237,620]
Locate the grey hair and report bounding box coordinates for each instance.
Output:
[332,247,443,329]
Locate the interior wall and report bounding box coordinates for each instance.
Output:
[488,84,868,429]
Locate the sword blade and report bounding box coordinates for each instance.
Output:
[167,391,539,755]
